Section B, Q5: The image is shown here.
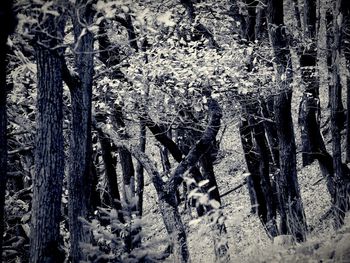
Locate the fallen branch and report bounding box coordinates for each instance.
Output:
[220,180,247,198]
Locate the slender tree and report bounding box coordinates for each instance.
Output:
[0,1,16,261]
[68,1,95,261]
[30,3,66,262]
[266,0,307,242]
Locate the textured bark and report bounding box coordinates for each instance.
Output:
[255,0,267,41]
[245,0,258,42]
[30,8,65,263]
[200,148,221,204]
[298,0,322,167]
[96,126,124,221]
[343,3,350,163]
[68,2,95,262]
[304,0,317,38]
[0,1,16,262]
[267,0,307,242]
[114,106,136,209]
[292,0,302,29]
[239,101,278,238]
[331,0,350,228]
[136,120,146,216]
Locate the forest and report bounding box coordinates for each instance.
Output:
[1,0,350,262]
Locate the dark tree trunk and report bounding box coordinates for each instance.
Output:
[0,1,16,262]
[96,126,124,221]
[267,0,307,242]
[200,147,221,204]
[299,0,319,167]
[239,101,278,238]
[255,0,267,41]
[68,2,95,262]
[304,0,317,38]
[342,3,350,163]
[136,121,146,216]
[114,106,136,210]
[30,8,65,263]
[331,0,350,228]
[245,0,258,42]
[292,0,302,29]
[239,116,259,214]
[229,0,248,39]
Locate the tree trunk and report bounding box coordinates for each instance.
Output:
[136,121,146,216]
[299,0,319,167]
[114,106,136,210]
[30,8,65,262]
[342,3,350,163]
[331,0,350,228]
[245,0,258,42]
[239,100,278,238]
[200,148,221,204]
[158,187,190,263]
[255,0,267,41]
[68,2,95,262]
[267,0,307,242]
[0,1,16,262]
[96,126,124,221]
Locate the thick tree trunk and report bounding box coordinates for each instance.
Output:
[267,0,307,242]
[0,1,16,261]
[331,0,350,228]
[343,3,350,163]
[30,9,65,263]
[68,2,95,262]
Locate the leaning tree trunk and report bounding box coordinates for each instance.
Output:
[30,7,65,263]
[68,2,95,262]
[0,1,16,261]
[267,0,307,242]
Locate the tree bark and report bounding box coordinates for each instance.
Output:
[239,100,278,238]
[245,0,258,42]
[267,0,307,242]
[68,2,95,262]
[342,2,350,163]
[331,0,350,228]
[299,0,319,167]
[0,1,16,262]
[136,120,146,216]
[96,126,124,221]
[30,7,65,262]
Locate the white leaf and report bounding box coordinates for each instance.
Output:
[198,179,209,187]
